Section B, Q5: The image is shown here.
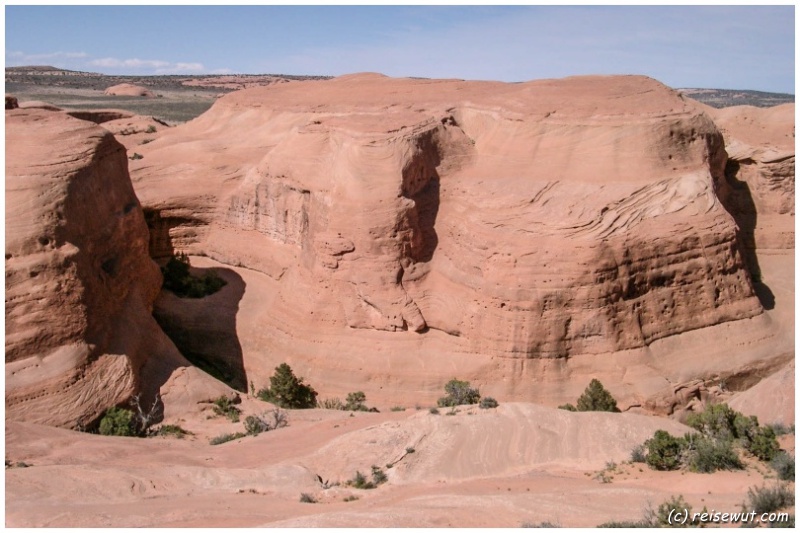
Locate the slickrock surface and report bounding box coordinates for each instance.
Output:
[4,108,210,427]
[104,83,155,98]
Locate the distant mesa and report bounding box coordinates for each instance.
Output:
[104,83,156,98]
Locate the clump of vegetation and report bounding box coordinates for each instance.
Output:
[437,378,481,407]
[768,422,795,436]
[299,493,317,503]
[212,395,241,422]
[210,432,247,445]
[429,407,440,415]
[771,451,795,481]
[521,520,562,528]
[152,424,193,439]
[145,124,157,134]
[99,407,137,437]
[558,379,618,412]
[320,397,345,410]
[256,363,318,409]
[390,406,406,412]
[129,152,143,160]
[598,494,706,528]
[345,391,368,411]
[557,403,577,412]
[347,466,388,490]
[243,409,288,436]
[479,397,499,409]
[644,430,686,471]
[640,403,782,475]
[744,483,794,515]
[161,252,226,298]
[630,444,646,463]
[99,394,163,437]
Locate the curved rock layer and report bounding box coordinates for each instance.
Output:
[133,74,763,363]
[5,108,185,427]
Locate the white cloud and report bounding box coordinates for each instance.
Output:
[6,50,88,65]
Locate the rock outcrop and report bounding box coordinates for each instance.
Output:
[134,75,763,363]
[5,108,187,427]
[104,83,155,98]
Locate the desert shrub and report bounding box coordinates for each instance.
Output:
[575,379,619,412]
[479,397,499,409]
[129,152,143,160]
[769,422,795,436]
[244,409,288,435]
[521,521,562,527]
[257,363,318,409]
[745,483,794,515]
[655,495,696,528]
[153,424,192,438]
[405,447,415,454]
[209,432,246,445]
[145,125,157,133]
[161,253,226,298]
[429,407,440,415]
[320,397,345,410]
[771,452,795,481]
[645,430,686,471]
[390,406,406,412]
[557,403,577,412]
[597,520,652,528]
[630,444,646,463]
[744,425,780,461]
[686,403,741,440]
[343,495,359,502]
[371,465,387,485]
[349,470,374,489]
[437,378,481,407]
[299,492,317,503]
[99,407,136,436]
[345,391,368,411]
[684,434,743,473]
[212,395,241,422]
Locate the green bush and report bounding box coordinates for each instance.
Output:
[257,363,318,409]
[212,395,241,422]
[575,379,619,412]
[684,434,743,473]
[437,379,480,407]
[153,424,192,438]
[557,403,577,412]
[645,430,686,471]
[209,432,246,445]
[479,397,499,409]
[161,253,226,299]
[771,452,795,481]
[630,444,646,463]
[745,483,794,515]
[99,407,136,436]
[299,492,317,503]
[429,407,440,415]
[744,425,780,461]
[345,391,368,411]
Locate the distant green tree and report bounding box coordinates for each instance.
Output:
[437,378,481,407]
[257,363,318,409]
[576,379,619,412]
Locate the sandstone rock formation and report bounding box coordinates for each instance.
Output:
[4,107,193,427]
[104,83,155,98]
[133,75,765,378]
[708,104,795,252]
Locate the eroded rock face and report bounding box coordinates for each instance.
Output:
[5,108,164,427]
[709,104,795,251]
[134,74,763,362]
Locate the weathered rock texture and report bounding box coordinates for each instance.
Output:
[5,108,185,427]
[134,74,763,362]
[708,104,795,252]
[104,83,155,98]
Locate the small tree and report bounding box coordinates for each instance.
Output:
[258,363,318,409]
[99,407,136,436]
[645,430,686,471]
[345,391,367,411]
[576,379,619,412]
[437,379,481,407]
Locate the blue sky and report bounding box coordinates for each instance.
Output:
[5,5,795,93]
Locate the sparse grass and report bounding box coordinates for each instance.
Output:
[140,138,154,144]
[209,432,246,445]
[212,395,241,422]
[152,424,193,438]
[745,483,794,515]
[390,406,406,412]
[244,409,288,436]
[299,493,317,504]
[320,397,345,410]
[630,444,646,463]
[521,520,561,528]
[771,452,795,481]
